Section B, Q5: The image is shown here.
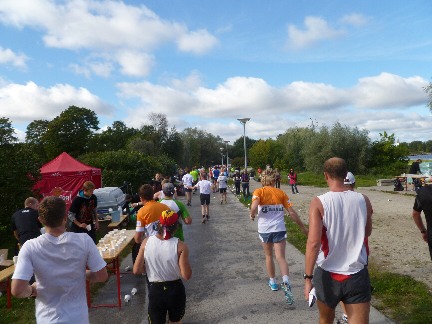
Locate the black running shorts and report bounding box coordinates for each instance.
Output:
[148,279,186,324]
[200,193,210,205]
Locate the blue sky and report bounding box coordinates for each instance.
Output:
[0,0,431,144]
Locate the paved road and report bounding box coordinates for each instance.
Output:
[89,181,394,324]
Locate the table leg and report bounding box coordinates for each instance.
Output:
[6,277,11,309]
[114,257,122,308]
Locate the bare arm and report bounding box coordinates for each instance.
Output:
[183,216,192,225]
[286,206,308,235]
[86,267,108,283]
[13,230,19,241]
[363,194,373,237]
[11,280,37,298]
[249,197,259,221]
[134,231,144,244]
[412,210,428,242]
[304,197,323,300]
[133,238,148,275]
[178,241,192,280]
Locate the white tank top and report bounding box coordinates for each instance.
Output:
[316,190,368,275]
[144,235,181,282]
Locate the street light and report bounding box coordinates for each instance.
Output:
[220,147,224,166]
[224,140,230,168]
[237,118,250,171]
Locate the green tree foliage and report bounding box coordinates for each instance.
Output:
[369,132,409,175]
[0,117,17,145]
[44,106,99,159]
[180,128,223,167]
[25,119,50,162]
[271,123,371,174]
[249,139,283,169]
[0,143,40,236]
[276,127,314,171]
[230,136,257,168]
[79,150,177,193]
[89,121,138,153]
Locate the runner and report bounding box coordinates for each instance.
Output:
[192,172,212,224]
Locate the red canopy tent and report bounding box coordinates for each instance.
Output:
[33,152,102,209]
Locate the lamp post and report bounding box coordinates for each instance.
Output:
[237,118,250,171]
[220,147,224,166]
[224,140,230,168]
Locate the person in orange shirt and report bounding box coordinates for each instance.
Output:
[132,184,169,264]
[250,168,308,305]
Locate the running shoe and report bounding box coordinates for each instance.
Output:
[336,314,349,324]
[268,280,279,291]
[281,282,294,305]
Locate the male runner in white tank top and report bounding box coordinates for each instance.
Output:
[304,157,373,324]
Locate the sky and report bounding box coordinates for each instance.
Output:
[0,0,431,144]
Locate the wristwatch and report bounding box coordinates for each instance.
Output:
[303,273,313,280]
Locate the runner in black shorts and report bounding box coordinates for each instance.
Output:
[148,279,186,323]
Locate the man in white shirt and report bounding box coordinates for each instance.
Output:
[182,168,194,206]
[304,157,373,324]
[12,196,108,324]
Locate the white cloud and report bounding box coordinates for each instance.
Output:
[340,13,369,27]
[117,72,430,142]
[0,0,218,76]
[352,72,428,108]
[177,29,219,55]
[0,81,113,122]
[287,16,346,49]
[116,51,154,77]
[0,47,28,68]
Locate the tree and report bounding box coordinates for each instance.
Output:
[369,131,409,175]
[0,143,40,236]
[79,150,176,193]
[88,121,138,152]
[25,119,50,162]
[44,106,99,158]
[0,117,17,145]
[180,128,223,167]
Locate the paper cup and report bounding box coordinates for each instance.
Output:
[86,224,91,231]
[131,288,137,295]
[13,256,18,264]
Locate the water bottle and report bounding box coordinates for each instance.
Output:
[118,205,122,215]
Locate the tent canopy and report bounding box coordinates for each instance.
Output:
[33,152,102,207]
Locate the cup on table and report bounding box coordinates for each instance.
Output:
[13,256,18,264]
[86,224,91,231]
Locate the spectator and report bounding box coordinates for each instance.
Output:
[304,157,373,323]
[288,168,299,194]
[233,170,242,195]
[241,169,250,197]
[12,196,107,324]
[275,168,281,188]
[68,181,99,243]
[11,197,42,249]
